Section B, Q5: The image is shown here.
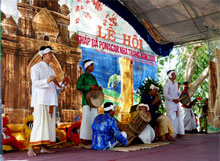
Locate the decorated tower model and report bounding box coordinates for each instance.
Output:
[1,0,82,123]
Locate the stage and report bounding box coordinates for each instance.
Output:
[3,133,219,161]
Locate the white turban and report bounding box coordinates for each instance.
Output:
[38,48,54,57]
[84,60,94,69]
[104,104,115,112]
[150,84,159,90]
[167,70,175,79]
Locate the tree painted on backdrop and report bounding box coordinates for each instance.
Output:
[108,74,121,91]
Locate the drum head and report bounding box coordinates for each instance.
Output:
[86,90,104,108]
[179,93,190,104]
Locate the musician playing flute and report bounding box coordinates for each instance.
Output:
[76,59,102,145]
[28,46,68,156]
[164,70,185,136]
[181,82,197,133]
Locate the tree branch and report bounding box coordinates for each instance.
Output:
[184,46,201,82]
[185,58,196,82]
[189,66,209,97]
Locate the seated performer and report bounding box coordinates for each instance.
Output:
[130,103,155,144]
[141,84,176,141]
[180,82,197,133]
[91,102,128,150]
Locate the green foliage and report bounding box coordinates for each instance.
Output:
[175,43,212,115]
[157,56,165,75]
[191,79,209,115]
[136,77,163,99]
[157,41,218,115]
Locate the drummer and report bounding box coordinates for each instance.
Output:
[130,104,155,144]
[91,102,128,150]
[76,59,102,145]
[141,84,175,141]
[164,70,185,137]
[180,82,197,133]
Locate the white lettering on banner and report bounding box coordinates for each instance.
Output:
[95,49,155,66]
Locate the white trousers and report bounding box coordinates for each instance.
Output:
[80,105,98,140]
[181,108,196,131]
[167,110,185,135]
[138,124,155,144]
[30,104,56,145]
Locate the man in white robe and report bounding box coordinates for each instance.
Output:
[164,70,185,136]
[27,46,66,156]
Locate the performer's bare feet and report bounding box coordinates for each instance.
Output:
[27,146,36,156]
[158,135,167,141]
[177,134,185,138]
[82,139,92,145]
[40,147,54,154]
[166,136,175,141]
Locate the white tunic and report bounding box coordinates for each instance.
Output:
[31,61,58,107]
[164,79,185,135]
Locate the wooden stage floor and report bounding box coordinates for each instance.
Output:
[3,133,220,161]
